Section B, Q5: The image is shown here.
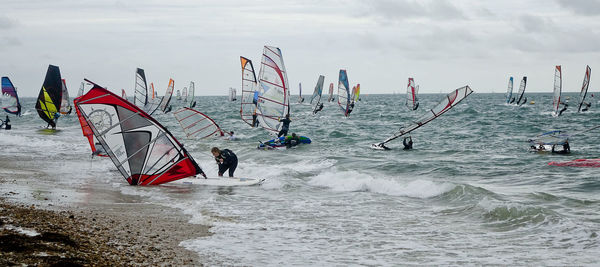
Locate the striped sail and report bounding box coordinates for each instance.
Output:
[256,46,290,132]
[406,78,418,110]
[337,69,350,116]
[240,56,258,127]
[577,65,591,112]
[35,65,62,127]
[173,108,224,139]
[159,79,174,112]
[134,68,148,109]
[553,65,562,117]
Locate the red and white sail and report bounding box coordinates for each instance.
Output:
[256,46,290,132]
[240,56,258,127]
[173,108,224,139]
[553,65,562,117]
[577,65,591,112]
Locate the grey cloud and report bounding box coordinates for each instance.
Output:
[0,36,22,47]
[516,15,554,34]
[557,0,600,16]
[0,16,17,30]
[365,0,466,23]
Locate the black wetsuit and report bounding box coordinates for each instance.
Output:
[285,135,301,148]
[558,103,568,116]
[278,117,291,137]
[314,103,324,114]
[403,137,413,150]
[346,102,355,116]
[215,149,238,177]
[3,116,10,130]
[552,143,570,154]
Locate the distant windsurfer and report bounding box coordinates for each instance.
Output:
[165,105,172,114]
[67,106,73,115]
[211,147,238,177]
[191,101,197,108]
[558,101,568,116]
[509,97,515,104]
[582,102,591,112]
[403,136,413,150]
[3,116,10,130]
[346,102,355,116]
[278,114,291,137]
[313,103,324,114]
[519,97,527,106]
[92,142,107,157]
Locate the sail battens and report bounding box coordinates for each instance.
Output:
[173,107,223,139]
[35,65,62,127]
[2,77,21,115]
[553,65,562,116]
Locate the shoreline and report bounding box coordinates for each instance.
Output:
[0,157,212,266]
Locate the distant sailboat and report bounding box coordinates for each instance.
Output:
[553,65,563,117]
[229,87,237,101]
[176,89,181,100]
[1,76,22,116]
[577,65,591,112]
[506,77,514,104]
[406,78,419,110]
[515,76,527,106]
[77,82,85,97]
[182,87,188,103]
[121,89,127,100]
[327,83,334,102]
[188,82,196,108]
[59,79,72,115]
[298,83,304,103]
[35,65,63,128]
[310,75,325,114]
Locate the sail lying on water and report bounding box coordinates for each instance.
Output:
[375,86,474,146]
[515,76,527,105]
[75,79,202,185]
[577,65,591,112]
[553,65,562,117]
[159,79,175,113]
[337,69,351,116]
[506,77,513,104]
[1,77,21,116]
[255,46,290,132]
[188,81,196,108]
[406,78,419,110]
[35,65,63,128]
[327,83,334,102]
[59,79,71,114]
[173,107,224,139]
[239,56,258,127]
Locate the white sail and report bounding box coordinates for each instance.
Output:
[182,87,188,102]
[553,65,562,116]
[188,81,196,108]
[77,82,84,97]
[311,75,325,113]
[577,65,591,112]
[405,78,418,110]
[133,68,148,110]
[240,56,258,127]
[327,83,334,102]
[377,86,474,146]
[229,87,237,101]
[515,76,527,105]
[506,77,513,104]
[59,79,71,114]
[173,107,224,139]
[159,79,174,112]
[256,46,290,132]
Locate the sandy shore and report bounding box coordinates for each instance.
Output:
[0,157,212,266]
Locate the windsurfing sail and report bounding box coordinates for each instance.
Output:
[310,75,325,104]
[298,82,304,103]
[73,95,107,157]
[255,46,290,132]
[355,84,361,102]
[515,76,527,105]
[375,86,474,146]
[134,68,148,110]
[75,79,202,185]
[176,89,181,100]
[173,108,224,139]
[337,69,351,116]
[182,87,188,102]
[506,77,513,104]
[77,82,85,97]
[159,79,174,113]
[59,79,71,114]
[150,83,156,100]
[240,56,258,127]
[406,78,419,110]
[1,77,21,116]
[229,87,237,101]
[577,65,591,112]
[529,130,569,146]
[35,65,62,128]
[553,65,562,117]
[188,81,196,108]
[121,89,127,99]
[327,82,334,102]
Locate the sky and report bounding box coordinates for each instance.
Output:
[1,0,599,97]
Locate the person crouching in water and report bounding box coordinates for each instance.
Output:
[211,147,238,177]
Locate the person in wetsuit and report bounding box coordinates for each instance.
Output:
[346,102,355,116]
[284,133,301,148]
[211,147,238,177]
[3,116,10,130]
[582,102,591,112]
[552,140,570,154]
[313,103,324,114]
[558,101,568,116]
[403,136,413,150]
[278,114,291,137]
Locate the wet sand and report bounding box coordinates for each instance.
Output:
[0,157,211,266]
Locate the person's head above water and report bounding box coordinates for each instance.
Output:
[211,147,221,157]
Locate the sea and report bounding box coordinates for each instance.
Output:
[1,91,599,266]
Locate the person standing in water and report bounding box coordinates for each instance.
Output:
[278,114,291,137]
[211,147,238,177]
[3,116,11,130]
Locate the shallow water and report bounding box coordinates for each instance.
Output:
[1,92,599,265]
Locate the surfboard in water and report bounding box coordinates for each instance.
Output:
[173,107,224,139]
[327,83,334,102]
[553,65,562,117]
[372,86,474,149]
[75,79,202,185]
[188,81,196,108]
[159,79,175,113]
[255,46,290,133]
[515,76,527,105]
[337,69,351,116]
[240,56,258,127]
[1,77,21,116]
[506,77,513,104]
[577,65,591,112]
[35,65,63,128]
[406,78,419,110]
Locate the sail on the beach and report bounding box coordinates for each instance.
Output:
[577,65,591,112]
[35,65,62,128]
[240,56,258,127]
[506,77,513,104]
[377,86,474,145]
[255,46,290,132]
[553,65,562,117]
[75,79,202,185]
[1,77,21,116]
[337,69,350,116]
[406,78,419,110]
[59,79,72,115]
[173,107,224,139]
[515,76,527,105]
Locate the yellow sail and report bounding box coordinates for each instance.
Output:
[38,87,57,120]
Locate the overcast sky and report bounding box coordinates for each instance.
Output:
[1,0,599,97]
